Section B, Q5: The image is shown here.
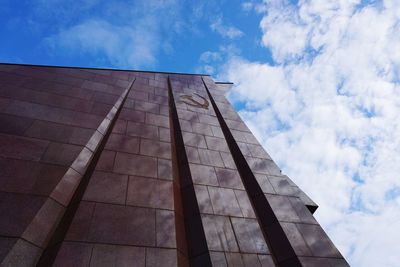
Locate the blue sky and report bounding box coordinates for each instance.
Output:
[2,1,400,266]
[0,0,268,72]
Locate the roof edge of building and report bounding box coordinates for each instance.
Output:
[0,62,212,77]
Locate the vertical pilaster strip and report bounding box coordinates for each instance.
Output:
[168,77,212,266]
[1,79,136,267]
[202,78,303,267]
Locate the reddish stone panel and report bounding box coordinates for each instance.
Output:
[90,244,146,267]
[158,127,170,142]
[127,176,173,210]
[207,186,242,217]
[4,100,102,129]
[280,222,312,256]
[254,174,276,194]
[114,152,157,178]
[112,119,127,134]
[198,114,219,126]
[42,142,82,166]
[24,120,72,143]
[201,214,239,252]
[119,108,145,123]
[0,114,33,135]
[93,91,119,105]
[204,136,230,152]
[52,241,92,267]
[197,149,224,168]
[83,171,128,205]
[95,150,116,172]
[268,175,296,196]
[296,224,343,258]
[0,159,67,196]
[139,139,171,159]
[230,217,269,254]
[266,194,301,222]
[0,192,46,237]
[177,109,199,122]
[146,248,177,267]
[189,163,219,186]
[105,133,140,154]
[90,102,113,116]
[220,152,237,169]
[127,122,159,139]
[210,125,224,138]
[134,101,160,114]
[215,168,244,190]
[194,185,214,214]
[157,158,172,180]
[0,133,49,161]
[65,201,95,241]
[88,203,156,246]
[191,122,213,136]
[156,209,176,248]
[185,146,201,164]
[182,131,207,148]
[145,113,170,128]
[234,190,256,218]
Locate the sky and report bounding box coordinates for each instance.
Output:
[1,0,400,266]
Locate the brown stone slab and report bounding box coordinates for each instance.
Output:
[127,122,159,139]
[140,139,171,159]
[21,198,64,248]
[0,192,45,237]
[65,201,95,241]
[156,209,177,248]
[114,152,157,178]
[296,224,343,258]
[231,217,269,254]
[52,241,92,267]
[189,164,219,186]
[43,142,83,166]
[158,159,172,180]
[215,168,244,190]
[201,214,239,252]
[197,149,224,167]
[207,187,242,217]
[146,248,178,267]
[234,190,256,218]
[127,176,173,210]
[83,171,128,205]
[281,222,312,256]
[194,185,214,214]
[0,133,49,161]
[88,203,156,246]
[105,133,140,154]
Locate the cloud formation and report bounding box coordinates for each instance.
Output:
[44,0,181,68]
[219,1,400,266]
[211,16,244,39]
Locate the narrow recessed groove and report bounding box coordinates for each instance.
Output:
[167,77,212,266]
[202,78,302,267]
[36,79,136,266]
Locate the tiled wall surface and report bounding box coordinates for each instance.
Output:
[0,64,349,267]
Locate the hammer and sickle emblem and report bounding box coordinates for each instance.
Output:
[179,93,209,109]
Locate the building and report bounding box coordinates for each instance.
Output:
[0,63,349,266]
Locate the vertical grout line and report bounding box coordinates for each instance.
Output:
[168,77,212,266]
[202,77,303,267]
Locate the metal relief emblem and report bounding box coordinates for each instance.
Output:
[179,93,209,109]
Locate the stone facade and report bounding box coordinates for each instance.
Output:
[0,63,349,266]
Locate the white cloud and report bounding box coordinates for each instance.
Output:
[46,19,159,68]
[211,16,244,39]
[219,1,400,266]
[43,0,181,69]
